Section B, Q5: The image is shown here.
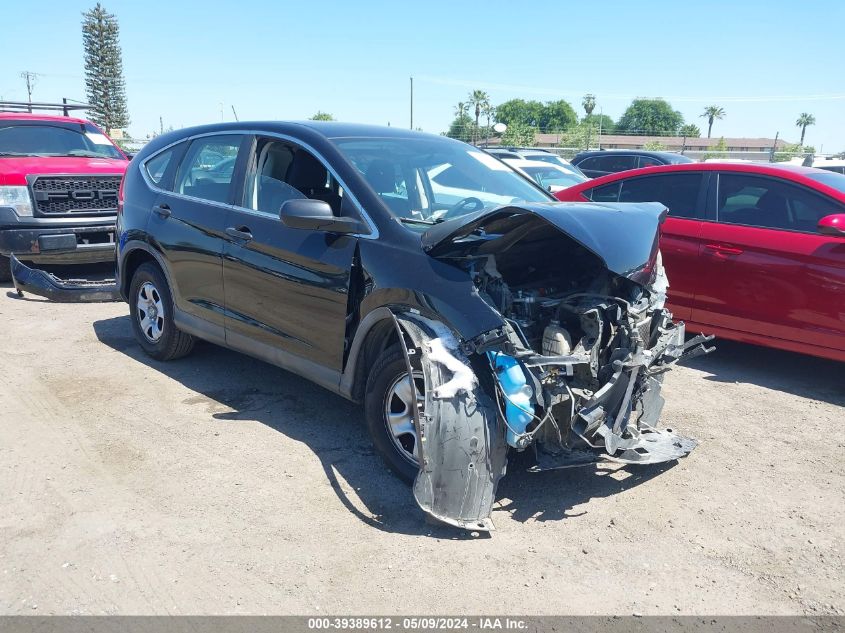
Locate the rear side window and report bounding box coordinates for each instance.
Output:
[618,173,703,219]
[638,156,662,168]
[576,157,602,172]
[175,135,243,204]
[144,147,176,185]
[588,182,621,202]
[717,173,844,232]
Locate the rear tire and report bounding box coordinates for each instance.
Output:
[364,346,422,483]
[0,255,11,283]
[129,262,195,361]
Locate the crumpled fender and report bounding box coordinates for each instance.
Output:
[392,312,508,531]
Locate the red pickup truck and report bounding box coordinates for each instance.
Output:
[0,112,129,282]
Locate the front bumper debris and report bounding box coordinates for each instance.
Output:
[10,254,120,302]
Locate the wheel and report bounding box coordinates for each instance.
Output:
[364,346,424,483]
[128,262,195,361]
[0,255,11,283]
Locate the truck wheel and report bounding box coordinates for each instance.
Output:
[364,346,423,483]
[129,262,195,361]
[0,255,11,283]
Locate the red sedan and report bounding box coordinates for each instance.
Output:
[555,162,845,362]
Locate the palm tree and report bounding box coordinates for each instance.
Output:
[582,94,596,117]
[700,105,725,138]
[796,113,816,147]
[468,90,490,145]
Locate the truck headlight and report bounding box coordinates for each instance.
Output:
[0,186,34,216]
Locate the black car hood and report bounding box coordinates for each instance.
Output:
[421,202,667,283]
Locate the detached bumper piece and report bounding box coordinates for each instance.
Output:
[10,254,120,302]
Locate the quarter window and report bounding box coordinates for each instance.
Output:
[618,173,703,219]
[717,173,843,232]
[175,135,243,204]
[588,182,621,202]
[144,148,176,185]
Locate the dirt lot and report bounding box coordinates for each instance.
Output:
[1,281,843,615]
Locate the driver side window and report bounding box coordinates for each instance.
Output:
[246,139,345,217]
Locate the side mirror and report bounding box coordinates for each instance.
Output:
[280,198,365,234]
[817,214,845,237]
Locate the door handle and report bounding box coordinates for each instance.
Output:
[704,243,743,257]
[153,203,171,218]
[226,226,253,241]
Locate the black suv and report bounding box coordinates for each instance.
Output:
[572,149,694,178]
[117,121,706,530]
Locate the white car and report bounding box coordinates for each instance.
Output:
[485,147,586,177]
[502,158,589,193]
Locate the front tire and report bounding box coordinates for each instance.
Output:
[364,346,423,483]
[129,262,195,361]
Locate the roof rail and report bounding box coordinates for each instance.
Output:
[0,100,91,116]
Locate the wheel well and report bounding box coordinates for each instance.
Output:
[121,249,159,298]
[350,317,400,403]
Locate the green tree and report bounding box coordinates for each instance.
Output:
[309,111,335,121]
[468,90,490,144]
[540,99,578,132]
[642,140,666,150]
[495,99,544,128]
[616,98,683,136]
[445,114,475,143]
[500,122,536,147]
[582,94,596,116]
[583,113,615,135]
[82,3,129,134]
[700,105,725,138]
[561,121,594,151]
[679,123,701,138]
[703,136,729,160]
[494,98,577,132]
[796,113,816,146]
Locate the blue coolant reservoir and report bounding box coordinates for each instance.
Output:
[488,352,534,448]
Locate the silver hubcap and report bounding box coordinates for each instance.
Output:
[384,371,425,465]
[137,281,165,343]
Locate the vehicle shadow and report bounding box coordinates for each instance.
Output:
[684,339,844,406]
[93,314,677,536]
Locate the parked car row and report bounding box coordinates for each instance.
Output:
[555,162,845,361]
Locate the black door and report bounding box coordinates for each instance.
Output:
[149,133,248,333]
[221,138,358,381]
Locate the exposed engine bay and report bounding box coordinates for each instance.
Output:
[470,252,709,465]
[398,202,714,531]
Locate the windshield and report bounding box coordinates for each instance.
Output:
[332,137,553,224]
[808,171,845,194]
[0,123,124,159]
[521,165,587,189]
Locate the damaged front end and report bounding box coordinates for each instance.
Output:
[10,254,121,302]
[396,202,713,530]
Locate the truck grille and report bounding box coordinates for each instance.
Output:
[30,175,122,215]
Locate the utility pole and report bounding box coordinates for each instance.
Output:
[410,76,414,130]
[159,116,164,135]
[231,105,239,122]
[20,71,39,111]
[769,131,779,162]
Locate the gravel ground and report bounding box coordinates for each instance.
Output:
[1,282,843,615]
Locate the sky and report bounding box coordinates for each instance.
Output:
[2,0,844,151]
